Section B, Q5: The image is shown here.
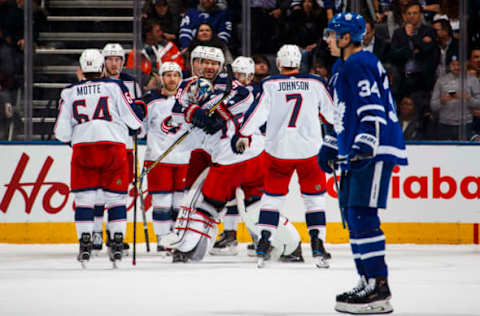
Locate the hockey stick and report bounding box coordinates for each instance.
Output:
[330,120,380,230]
[133,133,138,265]
[138,64,234,182]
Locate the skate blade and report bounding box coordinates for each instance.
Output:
[209,247,239,256]
[80,260,88,269]
[112,260,120,269]
[335,300,393,314]
[315,257,330,269]
[257,257,266,268]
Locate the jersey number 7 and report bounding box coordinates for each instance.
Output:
[286,93,303,128]
[73,97,111,123]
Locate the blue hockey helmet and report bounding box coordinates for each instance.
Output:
[327,12,366,43]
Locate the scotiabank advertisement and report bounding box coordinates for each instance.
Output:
[0,144,479,243]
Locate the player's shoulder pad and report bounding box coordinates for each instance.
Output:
[143,90,168,105]
[119,72,137,83]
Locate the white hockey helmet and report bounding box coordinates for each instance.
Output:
[200,46,225,70]
[276,44,302,69]
[190,45,208,68]
[160,61,182,77]
[79,49,104,73]
[102,43,125,59]
[232,56,255,76]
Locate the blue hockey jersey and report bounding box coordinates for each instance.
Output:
[330,50,408,168]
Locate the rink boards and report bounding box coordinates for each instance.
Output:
[0,142,479,244]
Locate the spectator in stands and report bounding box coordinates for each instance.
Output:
[375,0,392,23]
[419,0,440,23]
[432,19,458,78]
[389,1,437,96]
[125,20,184,90]
[143,0,180,42]
[143,0,186,16]
[398,95,424,140]
[324,0,343,21]
[187,23,233,64]
[386,0,410,39]
[362,18,390,63]
[430,56,480,140]
[179,0,232,52]
[287,0,326,73]
[434,0,459,39]
[250,0,291,54]
[287,0,326,49]
[468,47,480,136]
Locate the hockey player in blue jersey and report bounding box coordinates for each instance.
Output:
[318,13,408,314]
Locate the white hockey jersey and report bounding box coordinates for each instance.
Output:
[119,73,142,150]
[240,73,334,160]
[142,90,191,164]
[55,78,142,146]
[201,82,262,165]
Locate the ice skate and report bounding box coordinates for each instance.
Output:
[335,276,393,314]
[77,233,92,269]
[156,235,171,256]
[336,276,367,303]
[209,230,239,256]
[172,249,191,263]
[247,243,256,257]
[279,242,304,263]
[311,235,331,268]
[256,231,273,268]
[107,232,124,269]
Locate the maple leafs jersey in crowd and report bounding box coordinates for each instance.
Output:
[179,8,232,49]
[55,78,142,145]
[240,73,334,160]
[329,50,408,166]
[142,90,190,164]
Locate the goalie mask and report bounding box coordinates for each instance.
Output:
[79,49,104,73]
[276,44,302,69]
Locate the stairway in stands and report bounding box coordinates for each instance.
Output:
[31,0,137,139]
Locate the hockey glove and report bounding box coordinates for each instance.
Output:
[203,113,225,135]
[231,132,251,154]
[133,100,148,120]
[318,135,338,174]
[128,128,140,136]
[185,104,209,129]
[348,133,377,170]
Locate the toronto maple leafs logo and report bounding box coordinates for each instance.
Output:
[333,89,345,135]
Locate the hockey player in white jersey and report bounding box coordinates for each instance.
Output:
[54,49,143,268]
[232,44,335,268]
[319,13,408,314]
[141,62,189,253]
[209,56,304,262]
[92,43,143,254]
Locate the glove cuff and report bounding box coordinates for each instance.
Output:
[185,104,200,124]
[214,102,232,121]
[353,133,377,152]
[323,135,338,150]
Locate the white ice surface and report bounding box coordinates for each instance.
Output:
[0,244,479,316]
